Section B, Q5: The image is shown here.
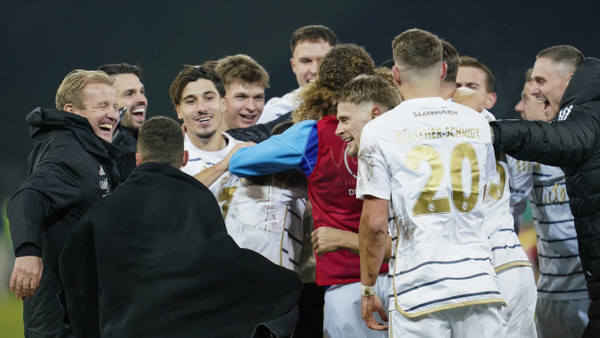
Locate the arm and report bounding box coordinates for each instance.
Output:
[490,107,599,166]
[227,112,292,143]
[7,151,85,298]
[359,196,390,330]
[193,142,253,187]
[507,157,533,233]
[311,227,392,262]
[229,120,318,177]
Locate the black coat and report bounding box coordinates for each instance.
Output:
[8,107,121,272]
[59,162,303,338]
[490,57,600,335]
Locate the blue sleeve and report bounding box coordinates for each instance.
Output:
[229,120,319,177]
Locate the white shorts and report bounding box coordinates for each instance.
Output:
[497,265,537,337]
[536,298,589,338]
[389,303,506,338]
[323,274,389,338]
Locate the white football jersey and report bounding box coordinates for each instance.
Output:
[480,110,531,271]
[510,160,587,301]
[257,88,301,124]
[357,97,503,317]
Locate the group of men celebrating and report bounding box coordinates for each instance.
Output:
[6,23,600,338]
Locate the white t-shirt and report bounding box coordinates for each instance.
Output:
[480,110,531,271]
[182,132,306,271]
[357,97,503,317]
[257,88,301,124]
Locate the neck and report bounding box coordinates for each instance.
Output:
[400,81,442,101]
[187,131,227,152]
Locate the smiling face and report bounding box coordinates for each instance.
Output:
[335,101,375,157]
[222,81,265,129]
[515,81,547,121]
[70,83,119,143]
[529,57,572,121]
[456,66,497,110]
[290,39,333,87]
[112,73,147,130]
[175,78,225,142]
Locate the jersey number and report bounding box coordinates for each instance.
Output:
[406,143,479,216]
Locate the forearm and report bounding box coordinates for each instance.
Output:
[194,160,228,188]
[7,189,49,256]
[359,197,389,286]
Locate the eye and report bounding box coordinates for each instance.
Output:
[185,99,195,105]
[124,90,134,97]
[205,95,215,101]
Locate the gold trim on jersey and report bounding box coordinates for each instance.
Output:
[494,260,533,273]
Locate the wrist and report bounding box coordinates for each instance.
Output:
[361,283,375,297]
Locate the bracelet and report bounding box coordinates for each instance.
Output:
[361,284,375,297]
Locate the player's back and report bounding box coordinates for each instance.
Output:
[359,97,503,316]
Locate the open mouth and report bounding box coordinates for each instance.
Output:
[239,113,257,123]
[131,106,146,117]
[343,137,353,143]
[196,116,212,124]
[99,123,113,132]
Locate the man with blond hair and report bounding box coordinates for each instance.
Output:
[358,29,505,337]
[8,69,121,337]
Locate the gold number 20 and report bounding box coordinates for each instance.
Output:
[406,143,480,216]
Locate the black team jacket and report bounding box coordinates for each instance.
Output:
[8,107,121,273]
[490,57,600,337]
[59,162,303,338]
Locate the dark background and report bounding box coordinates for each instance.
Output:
[2,0,599,198]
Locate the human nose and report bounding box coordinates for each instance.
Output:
[309,61,319,75]
[529,82,540,95]
[135,92,148,106]
[245,98,257,112]
[108,106,119,120]
[514,100,524,114]
[335,122,344,137]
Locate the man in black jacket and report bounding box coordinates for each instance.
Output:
[59,116,302,337]
[490,45,600,337]
[8,69,121,337]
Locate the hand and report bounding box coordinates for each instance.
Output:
[361,293,389,330]
[453,87,485,113]
[10,256,43,300]
[311,227,344,255]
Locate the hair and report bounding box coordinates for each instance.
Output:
[337,74,401,110]
[525,68,533,82]
[169,63,225,106]
[537,45,584,72]
[392,29,443,70]
[137,116,183,167]
[290,25,338,54]
[215,54,269,91]
[442,40,459,83]
[55,69,115,110]
[459,56,495,93]
[291,43,375,122]
[98,63,143,80]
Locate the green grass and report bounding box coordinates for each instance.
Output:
[0,293,24,337]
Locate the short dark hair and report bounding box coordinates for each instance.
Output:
[337,74,401,110]
[98,63,143,80]
[537,45,584,72]
[392,28,442,70]
[137,116,183,168]
[459,56,495,93]
[442,40,459,83]
[290,25,337,54]
[169,63,225,106]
